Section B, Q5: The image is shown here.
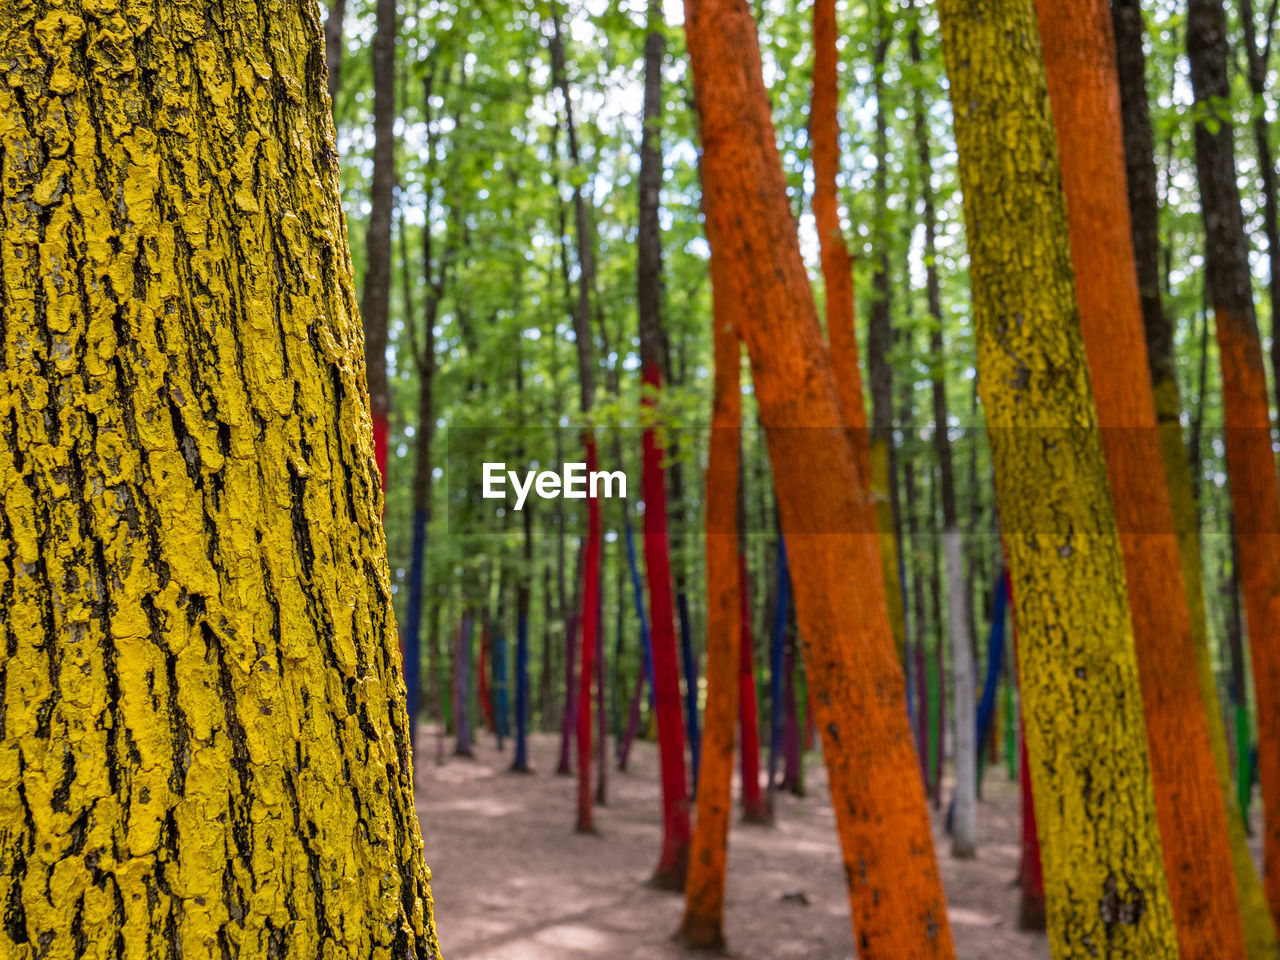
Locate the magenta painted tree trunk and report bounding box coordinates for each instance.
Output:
[577,440,603,832]
[737,554,769,821]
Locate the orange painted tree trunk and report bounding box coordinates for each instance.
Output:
[812,0,871,496]
[1036,2,1247,954]
[684,1,954,955]
[679,271,743,950]
[1187,0,1280,920]
[1113,4,1278,951]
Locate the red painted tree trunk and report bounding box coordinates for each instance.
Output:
[737,555,769,821]
[478,627,493,733]
[576,439,603,833]
[643,364,693,885]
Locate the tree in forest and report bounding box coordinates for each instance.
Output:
[1239,0,1280,422]
[0,3,438,955]
[684,0,955,954]
[326,0,346,103]
[362,0,396,492]
[904,0,976,858]
[1186,0,1280,920]
[867,0,907,661]
[1108,8,1278,951]
[679,257,743,951]
[636,0,692,885]
[1035,0,1248,952]
[936,0,1180,953]
[811,0,872,519]
[547,8,604,834]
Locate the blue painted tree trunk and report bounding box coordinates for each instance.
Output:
[975,569,1008,786]
[404,508,428,775]
[493,628,510,750]
[677,591,700,793]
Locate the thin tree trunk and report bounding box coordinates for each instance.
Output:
[0,9,438,950]
[635,0,692,883]
[737,551,769,820]
[909,7,975,857]
[1111,6,1276,952]
[455,613,475,757]
[937,0,1180,953]
[362,0,396,496]
[548,12,603,831]
[513,355,534,771]
[325,0,347,102]
[1240,0,1280,421]
[1187,0,1280,920]
[812,0,872,496]
[679,281,743,951]
[684,0,954,952]
[1037,2,1248,952]
[868,0,907,661]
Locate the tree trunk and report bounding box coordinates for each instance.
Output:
[909,10,975,857]
[684,1,954,953]
[456,614,475,756]
[362,0,395,494]
[548,12,602,832]
[636,0,691,884]
[679,278,743,951]
[0,7,439,954]
[867,1,907,661]
[1036,2,1248,953]
[1111,6,1277,952]
[937,0,1180,954]
[1187,0,1280,921]
[737,551,769,820]
[325,0,347,103]
[812,0,871,495]
[1240,0,1280,423]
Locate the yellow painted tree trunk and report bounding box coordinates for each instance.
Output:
[936,0,1178,956]
[0,4,439,958]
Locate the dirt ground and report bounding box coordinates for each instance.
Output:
[414,730,1051,959]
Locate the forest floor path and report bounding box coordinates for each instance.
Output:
[416,730,1051,959]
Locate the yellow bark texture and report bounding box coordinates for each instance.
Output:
[936,1,1178,955]
[0,3,438,957]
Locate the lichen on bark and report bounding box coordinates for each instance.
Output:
[936,0,1178,955]
[0,2,438,957]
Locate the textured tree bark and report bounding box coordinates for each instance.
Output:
[867,1,907,661]
[0,3,438,956]
[1187,0,1280,923]
[678,272,742,951]
[325,0,347,103]
[1037,1,1248,953]
[362,0,395,491]
[636,0,692,884]
[684,1,954,954]
[936,0,1179,954]
[1110,7,1276,951]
